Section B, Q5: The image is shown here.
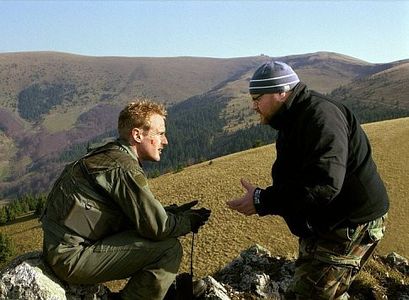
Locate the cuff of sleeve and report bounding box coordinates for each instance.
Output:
[253,188,269,216]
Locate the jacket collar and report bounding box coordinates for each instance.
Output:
[268,82,307,130]
[116,138,141,165]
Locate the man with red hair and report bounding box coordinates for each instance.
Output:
[42,100,210,300]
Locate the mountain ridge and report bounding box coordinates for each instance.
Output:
[0,51,408,200]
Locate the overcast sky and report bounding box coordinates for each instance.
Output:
[1,1,408,63]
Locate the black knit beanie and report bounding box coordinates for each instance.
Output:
[249,61,300,94]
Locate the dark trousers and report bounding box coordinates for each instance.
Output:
[44,230,183,300]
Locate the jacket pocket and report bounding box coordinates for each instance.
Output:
[366,214,387,243]
[63,195,123,241]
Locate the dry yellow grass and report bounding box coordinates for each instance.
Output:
[363,117,409,256]
[150,145,298,277]
[151,117,409,276]
[1,117,408,284]
[0,215,43,255]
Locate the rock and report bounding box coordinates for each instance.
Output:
[385,252,409,275]
[202,276,230,300]
[2,248,408,300]
[0,252,110,300]
[204,246,409,300]
[212,244,293,299]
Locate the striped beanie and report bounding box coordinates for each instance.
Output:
[249,61,300,94]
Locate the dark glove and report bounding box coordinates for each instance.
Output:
[165,200,199,214]
[178,200,199,212]
[186,208,211,233]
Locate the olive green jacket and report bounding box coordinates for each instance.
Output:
[42,139,192,244]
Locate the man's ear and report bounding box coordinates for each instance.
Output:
[131,128,143,143]
[279,91,289,102]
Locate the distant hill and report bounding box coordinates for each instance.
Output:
[0,52,267,109]
[0,51,408,200]
[330,61,409,122]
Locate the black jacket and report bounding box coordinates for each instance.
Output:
[255,83,389,237]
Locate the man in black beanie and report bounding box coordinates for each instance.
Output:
[227,61,389,299]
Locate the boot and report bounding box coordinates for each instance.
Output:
[164,281,177,300]
[107,291,122,300]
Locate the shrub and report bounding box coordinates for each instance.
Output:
[5,205,17,223]
[0,207,7,225]
[0,233,14,263]
[35,195,47,217]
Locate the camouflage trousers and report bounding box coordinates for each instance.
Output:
[285,214,387,300]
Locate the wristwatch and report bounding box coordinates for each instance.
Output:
[253,187,262,205]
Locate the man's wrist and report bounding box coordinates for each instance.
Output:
[253,187,262,207]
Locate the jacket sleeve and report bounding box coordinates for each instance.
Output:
[101,168,192,241]
[256,104,349,217]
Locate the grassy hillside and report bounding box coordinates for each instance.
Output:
[364,117,409,256]
[153,117,409,275]
[0,52,267,199]
[1,117,408,282]
[330,62,409,122]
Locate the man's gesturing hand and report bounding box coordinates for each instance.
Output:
[226,179,257,216]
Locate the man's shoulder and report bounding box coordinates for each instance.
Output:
[300,91,346,117]
[84,142,142,174]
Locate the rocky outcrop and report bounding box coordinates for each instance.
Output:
[385,252,409,275]
[0,252,110,300]
[1,246,408,300]
[210,244,293,299]
[201,245,409,300]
